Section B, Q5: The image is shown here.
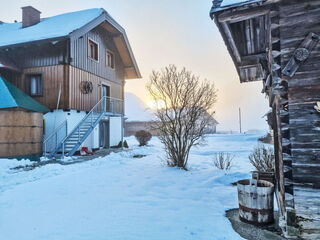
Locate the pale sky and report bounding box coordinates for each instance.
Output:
[0,0,270,132]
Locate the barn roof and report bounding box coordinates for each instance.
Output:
[210,0,263,16]
[0,76,49,113]
[0,8,141,79]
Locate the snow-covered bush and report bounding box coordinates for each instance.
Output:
[213,152,234,172]
[249,145,275,172]
[135,130,152,146]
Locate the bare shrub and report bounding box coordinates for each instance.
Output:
[213,152,234,172]
[249,144,275,172]
[135,130,152,146]
[147,65,217,170]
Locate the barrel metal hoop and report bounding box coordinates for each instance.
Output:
[239,204,273,215]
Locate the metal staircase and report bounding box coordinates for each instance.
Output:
[43,96,123,159]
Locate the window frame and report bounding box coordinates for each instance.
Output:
[88,38,99,62]
[106,49,115,70]
[25,73,43,97]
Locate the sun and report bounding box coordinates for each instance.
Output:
[148,100,165,110]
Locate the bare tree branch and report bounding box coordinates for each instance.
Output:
[147,65,217,170]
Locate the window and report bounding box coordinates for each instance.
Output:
[26,74,42,96]
[106,50,115,69]
[88,39,99,61]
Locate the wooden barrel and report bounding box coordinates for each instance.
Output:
[252,171,275,185]
[237,179,274,225]
[0,110,43,159]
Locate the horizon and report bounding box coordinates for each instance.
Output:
[0,0,270,132]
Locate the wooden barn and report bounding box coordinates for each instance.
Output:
[210,0,320,239]
[0,6,141,158]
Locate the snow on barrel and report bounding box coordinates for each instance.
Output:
[237,179,274,225]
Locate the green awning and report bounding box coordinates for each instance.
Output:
[0,76,49,113]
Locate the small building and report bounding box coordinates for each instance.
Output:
[124,121,160,137]
[0,6,141,158]
[125,114,218,136]
[210,0,320,239]
[204,113,219,134]
[0,76,49,160]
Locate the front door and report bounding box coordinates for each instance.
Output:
[99,120,109,148]
[101,85,110,112]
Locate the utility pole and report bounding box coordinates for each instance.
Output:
[239,107,242,134]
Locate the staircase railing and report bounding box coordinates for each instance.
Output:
[58,96,123,158]
[43,120,68,158]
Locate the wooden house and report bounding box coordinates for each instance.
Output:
[0,6,141,158]
[210,0,320,239]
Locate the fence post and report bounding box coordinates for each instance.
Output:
[62,143,65,159]
[121,116,124,150]
[44,142,46,159]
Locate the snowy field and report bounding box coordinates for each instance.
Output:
[0,134,261,240]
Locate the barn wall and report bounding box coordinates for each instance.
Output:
[279,0,320,238]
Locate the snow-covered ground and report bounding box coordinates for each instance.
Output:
[0,134,261,240]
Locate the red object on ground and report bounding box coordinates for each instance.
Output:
[81,147,94,155]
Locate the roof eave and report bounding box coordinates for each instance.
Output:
[210,0,264,18]
[0,36,68,50]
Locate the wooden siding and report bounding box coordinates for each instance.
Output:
[70,25,125,85]
[24,65,69,110]
[279,1,320,237]
[1,63,124,113]
[0,110,43,157]
[0,65,68,110]
[69,65,123,112]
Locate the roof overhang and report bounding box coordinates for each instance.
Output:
[210,1,276,83]
[0,56,21,72]
[210,0,264,18]
[69,11,141,79]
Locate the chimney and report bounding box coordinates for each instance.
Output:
[21,6,41,28]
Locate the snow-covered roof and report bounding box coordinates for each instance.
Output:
[210,0,263,15]
[0,8,141,79]
[0,8,103,48]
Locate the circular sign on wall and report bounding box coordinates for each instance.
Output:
[80,81,93,94]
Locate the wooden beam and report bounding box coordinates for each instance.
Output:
[218,6,270,23]
[221,22,241,63]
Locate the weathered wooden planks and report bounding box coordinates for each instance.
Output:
[0,110,43,157]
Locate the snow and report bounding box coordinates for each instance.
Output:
[212,0,263,12]
[0,134,262,240]
[0,8,103,47]
[125,92,154,121]
[220,0,252,7]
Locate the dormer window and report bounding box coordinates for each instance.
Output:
[88,39,99,61]
[106,50,115,69]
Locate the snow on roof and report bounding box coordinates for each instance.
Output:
[221,0,252,7]
[210,0,263,14]
[0,8,103,48]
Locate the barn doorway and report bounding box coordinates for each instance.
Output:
[99,119,110,148]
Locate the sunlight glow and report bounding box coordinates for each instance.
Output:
[148,100,166,110]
